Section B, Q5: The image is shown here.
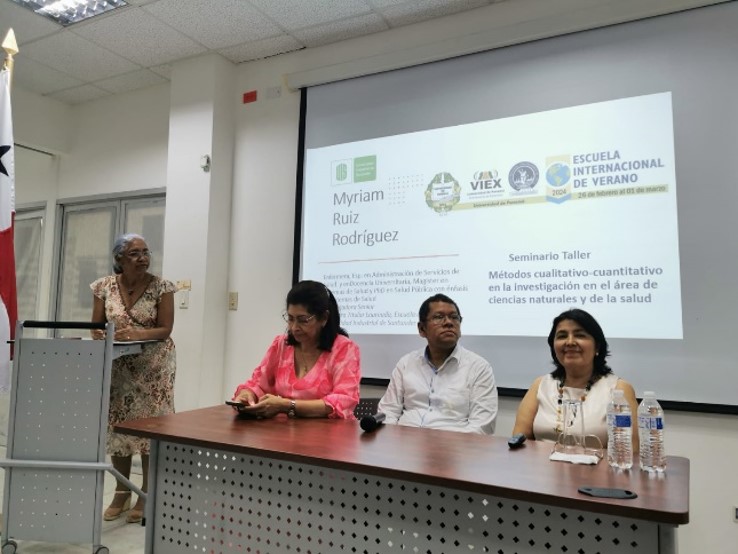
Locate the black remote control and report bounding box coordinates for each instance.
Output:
[508,433,527,449]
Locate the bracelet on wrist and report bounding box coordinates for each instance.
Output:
[287,399,297,418]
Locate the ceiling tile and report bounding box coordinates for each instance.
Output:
[95,69,168,94]
[12,54,84,95]
[20,31,141,82]
[379,0,490,27]
[368,0,422,7]
[294,13,390,48]
[248,0,374,31]
[49,84,112,104]
[218,35,304,64]
[1,0,510,102]
[149,64,173,79]
[143,0,283,49]
[73,7,208,66]
[0,0,62,44]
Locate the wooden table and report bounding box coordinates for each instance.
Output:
[116,405,689,554]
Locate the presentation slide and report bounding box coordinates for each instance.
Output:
[303,92,682,340]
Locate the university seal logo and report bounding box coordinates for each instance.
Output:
[508,161,539,191]
[425,172,461,214]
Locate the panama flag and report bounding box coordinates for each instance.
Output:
[0,67,17,392]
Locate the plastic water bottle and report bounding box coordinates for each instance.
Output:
[607,389,633,469]
[638,391,666,472]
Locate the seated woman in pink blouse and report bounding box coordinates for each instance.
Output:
[232,280,360,419]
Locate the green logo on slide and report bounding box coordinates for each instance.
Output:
[353,155,376,182]
[335,163,348,181]
[331,155,377,186]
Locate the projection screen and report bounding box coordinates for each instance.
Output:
[299,2,738,410]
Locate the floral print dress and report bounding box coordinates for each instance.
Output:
[91,275,177,456]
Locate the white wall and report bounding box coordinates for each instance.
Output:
[13,89,70,317]
[162,54,235,410]
[13,87,72,155]
[57,84,170,199]
[9,1,738,552]
[223,57,302,397]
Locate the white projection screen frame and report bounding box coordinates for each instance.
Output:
[298,2,738,411]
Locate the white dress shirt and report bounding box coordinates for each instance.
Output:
[377,344,498,434]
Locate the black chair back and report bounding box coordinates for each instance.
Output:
[353,398,380,419]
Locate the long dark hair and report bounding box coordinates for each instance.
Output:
[285,280,348,351]
[547,308,612,381]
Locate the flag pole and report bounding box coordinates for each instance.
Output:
[1,27,18,375]
[2,28,19,89]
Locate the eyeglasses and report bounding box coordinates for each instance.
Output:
[126,249,151,259]
[428,313,462,325]
[282,313,317,326]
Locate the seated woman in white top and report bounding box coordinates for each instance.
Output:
[512,309,638,448]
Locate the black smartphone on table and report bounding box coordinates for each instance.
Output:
[225,400,260,419]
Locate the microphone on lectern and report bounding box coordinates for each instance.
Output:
[360,412,386,432]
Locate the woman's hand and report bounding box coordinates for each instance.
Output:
[233,389,258,407]
[114,327,138,341]
[237,394,289,419]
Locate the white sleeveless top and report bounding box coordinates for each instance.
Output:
[532,373,619,445]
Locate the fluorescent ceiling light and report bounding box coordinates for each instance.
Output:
[10,0,128,26]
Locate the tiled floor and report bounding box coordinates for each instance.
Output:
[0,452,146,553]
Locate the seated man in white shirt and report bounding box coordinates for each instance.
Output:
[378,294,498,434]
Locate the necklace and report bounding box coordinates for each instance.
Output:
[296,347,320,376]
[553,375,598,435]
[119,277,135,295]
[118,275,149,303]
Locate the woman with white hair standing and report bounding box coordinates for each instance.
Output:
[90,233,177,524]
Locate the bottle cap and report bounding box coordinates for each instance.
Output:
[643,391,656,397]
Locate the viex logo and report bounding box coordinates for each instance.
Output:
[470,170,502,192]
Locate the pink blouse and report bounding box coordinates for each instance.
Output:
[234,334,361,419]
